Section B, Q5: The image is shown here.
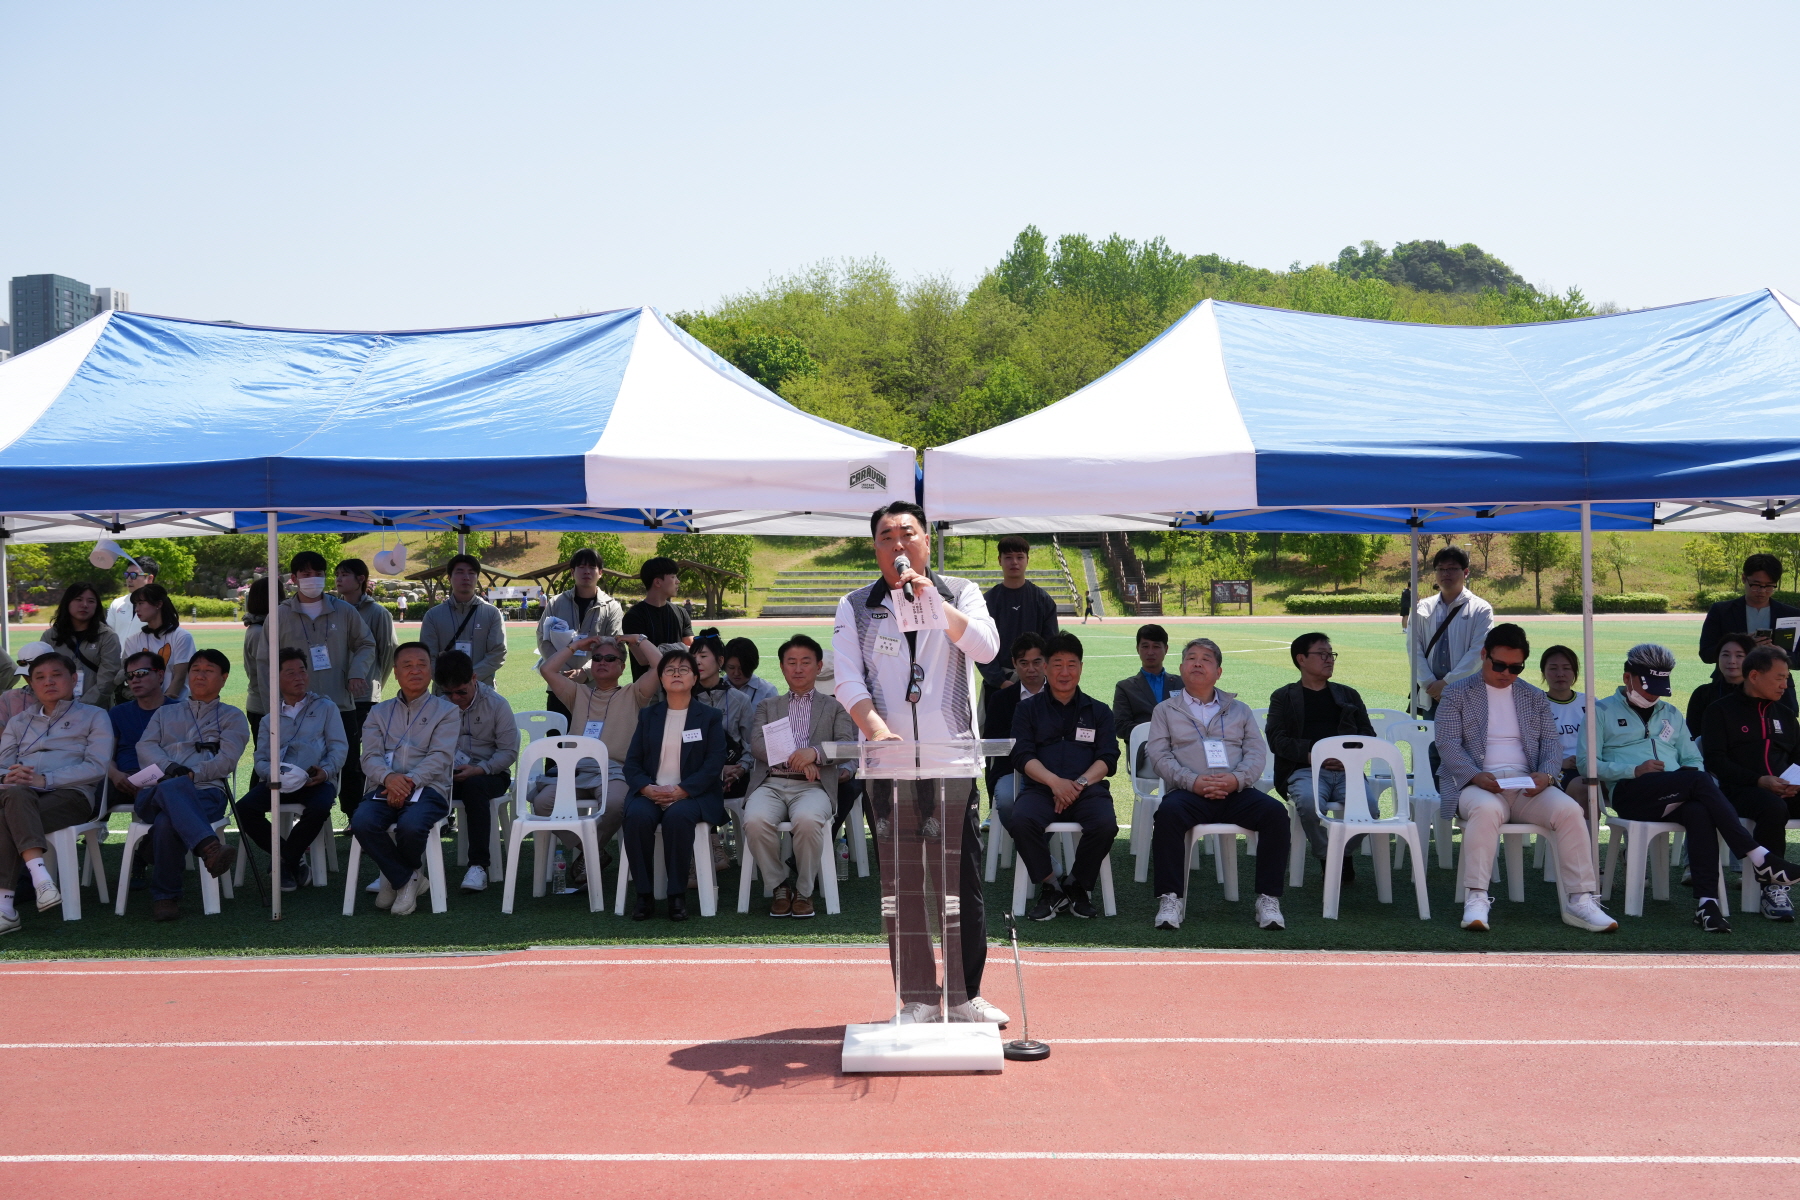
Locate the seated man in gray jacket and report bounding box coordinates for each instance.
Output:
[437,649,518,893]
[351,642,461,916]
[1435,622,1615,934]
[0,652,112,930]
[134,649,251,921]
[1147,637,1290,932]
[235,648,348,892]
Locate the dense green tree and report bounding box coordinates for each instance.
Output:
[654,532,753,617]
[1331,239,1528,293]
[1510,532,1574,609]
[555,531,636,579]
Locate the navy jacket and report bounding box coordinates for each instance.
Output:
[624,701,728,826]
[1011,687,1118,805]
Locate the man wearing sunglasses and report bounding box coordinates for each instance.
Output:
[104,651,178,804]
[1435,623,1615,933]
[1408,546,1493,718]
[104,555,159,643]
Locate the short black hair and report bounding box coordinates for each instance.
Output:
[28,652,76,679]
[1290,631,1331,668]
[996,535,1030,557]
[336,557,370,582]
[1135,624,1168,646]
[777,634,823,663]
[1539,645,1579,677]
[1432,545,1470,571]
[869,501,928,538]
[277,647,308,667]
[191,647,232,677]
[657,648,698,680]
[446,553,481,577]
[1044,632,1083,660]
[133,555,160,578]
[1011,631,1048,662]
[123,650,164,673]
[290,550,329,575]
[1745,553,1784,583]
[394,640,432,666]
[568,547,603,571]
[1483,622,1530,658]
[639,556,680,588]
[725,636,761,673]
[133,583,180,632]
[245,576,283,616]
[1746,644,1791,677]
[1717,632,1758,659]
[434,649,475,687]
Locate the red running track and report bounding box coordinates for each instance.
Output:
[2,946,1798,1198]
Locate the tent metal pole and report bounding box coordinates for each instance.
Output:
[1406,518,1420,718]
[0,537,10,655]
[266,513,282,920]
[1580,502,1600,872]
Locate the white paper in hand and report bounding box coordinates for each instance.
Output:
[762,716,798,768]
[1780,764,1800,787]
[1495,774,1536,790]
[127,763,164,788]
[890,586,948,632]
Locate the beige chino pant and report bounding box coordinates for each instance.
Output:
[743,776,834,898]
[1457,783,1596,897]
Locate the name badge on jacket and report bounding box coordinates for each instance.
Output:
[1074,726,1096,743]
[310,644,331,671]
[682,728,703,743]
[584,720,604,740]
[1204,738,1229,768]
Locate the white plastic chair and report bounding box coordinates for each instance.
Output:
[1603,816,1726,917]
[613,820,718,916]
[233,802,339,888]
[115,816,235,916]
[1456,816,1571,913]
[1127,724,1162,882]
[1245,707,1312,890]
[41,813,111,920]
[493,710,569,853]
[843,792,870,877]
[1739,817,1800,911]
[1379,717,1448,869]
[341,812,449,915]
[1011,822,1117,916]
[1313,736,1430,920]
[737,819,841,915]
[983,779,1016,882]
[501,735,608,914]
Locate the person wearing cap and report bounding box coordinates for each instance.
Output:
[234,648,347,892]
[536,547,625,720]
[337,557,397,815]
[132,649,249,921]
[1435,622,1618,934]
[104,651,179,809]
[1599,643,1800,930]
[104,554,159,643]
[43,582,122,709]
[0,642,57,727]
[1702,644,1800,924]
[421,554,507,689]
[121,584,196,701]
[0,652,113,931]
[437,649,517,893]
[277,551,375,719]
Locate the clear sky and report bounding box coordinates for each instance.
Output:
[5,1,1794,331]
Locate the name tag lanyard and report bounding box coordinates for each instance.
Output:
[383,698,434,769]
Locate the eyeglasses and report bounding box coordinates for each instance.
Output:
[1307,650,1337,661]
[1486,656,1526,674]
[906,661,925,705]
[592,654,622,664]
[1747,579,1778,590]
[125,668,161,681]
[1434,566,1466,576]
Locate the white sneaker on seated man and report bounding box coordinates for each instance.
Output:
[1434,622,1615,933]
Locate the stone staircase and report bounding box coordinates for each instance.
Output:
[760,569,1081,618]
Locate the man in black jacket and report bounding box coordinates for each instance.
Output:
[980,537,1059,799]
[1112,624,1174,774]
[1700,553,1800,676]
[1264,632,1377,878]
[1701,644,1800,919]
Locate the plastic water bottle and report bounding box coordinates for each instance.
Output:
[552,846,568,893]
[836,835,851,880]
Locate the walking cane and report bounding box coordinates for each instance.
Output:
[1001,910,1049,1062]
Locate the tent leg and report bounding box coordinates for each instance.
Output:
[266,513,283,920]
[1580,503,1599,876]
[1406,518,1420,717]
[0,536,10,655]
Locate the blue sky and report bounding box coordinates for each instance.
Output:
[4,1,1794,330]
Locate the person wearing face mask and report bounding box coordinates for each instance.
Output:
[1686,633,1757,737]
[277,551,374,720]
[1701,644,1800,924]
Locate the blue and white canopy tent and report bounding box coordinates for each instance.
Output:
[0,305,916,916]
[926,287,1800,866]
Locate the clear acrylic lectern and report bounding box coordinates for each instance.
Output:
[822,738,1014,1073]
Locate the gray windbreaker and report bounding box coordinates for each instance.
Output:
[1146,687,1268,795]
[139,698,252,800]
[44,626,123,710]
[242,616,271,714]
[359,690,461,799]
[454,684,519,776]
[421,596,507,685]
[0,699,114,804]
[277,595,376,713]
[535,587,624,662]
[348,593,397,703]
[254,692,349,780]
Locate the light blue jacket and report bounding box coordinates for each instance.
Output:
[255,692,349,780]
[1593,688,1702,783]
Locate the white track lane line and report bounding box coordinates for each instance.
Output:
[3,1037,1796,1050]
[4,1153,1800,1164]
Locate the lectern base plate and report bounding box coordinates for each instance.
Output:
[841,1021,1004,1073]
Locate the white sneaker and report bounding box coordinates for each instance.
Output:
[374,876,397,910]
[1154,893,1184,930]
[34,877,62,913]
[958,996,1010,1026]
[1254,894,1285,930]
[1563,892,1617,933]
[391,872,423,916]
[365,877,383,894]
[893,1001,940,1025]
[0,910,19,935]
[460,865,488,892]
[1461,890,1492,931]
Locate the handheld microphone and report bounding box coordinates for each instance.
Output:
[894,553,915,602]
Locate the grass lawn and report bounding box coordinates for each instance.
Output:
[7,615,1791,961]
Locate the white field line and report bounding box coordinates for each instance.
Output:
[1,1036,1794,1050]
[1,1152,1795,1165]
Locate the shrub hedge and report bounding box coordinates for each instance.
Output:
[168,595,240,619]
[1283,592,1404,615]
[1550,592,1670,614]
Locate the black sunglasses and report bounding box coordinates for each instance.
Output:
[125,668,162,681]
[1486,656,1526,674]
[905,661,924,705]
[592,654,622,663]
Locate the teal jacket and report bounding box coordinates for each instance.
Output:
[1594,688,1703,783]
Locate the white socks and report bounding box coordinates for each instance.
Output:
[25,858,52,887]
[0,889,14,919]
[1747,847,1770,868]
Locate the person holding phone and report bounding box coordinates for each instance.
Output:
[1700,554,1799,706]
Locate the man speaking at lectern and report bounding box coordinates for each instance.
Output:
[833,501,1009,1026]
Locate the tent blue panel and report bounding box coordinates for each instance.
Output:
[227,508,680,534]
[1218,291,1800,506]
[1172,505,1653,534]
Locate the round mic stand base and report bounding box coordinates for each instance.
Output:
[1003,1039,1050,1062]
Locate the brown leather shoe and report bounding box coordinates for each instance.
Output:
[789,893,815,919]
[197,838,235,879]
[769,882,794,917]
[152,898,180,922]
